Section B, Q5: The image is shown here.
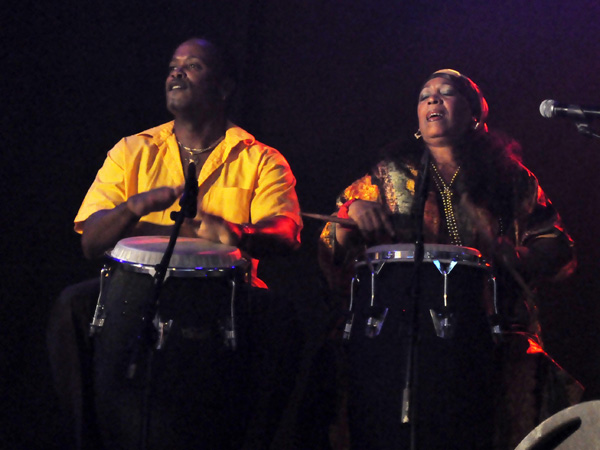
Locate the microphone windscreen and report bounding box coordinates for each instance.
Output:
[539,99,556,118]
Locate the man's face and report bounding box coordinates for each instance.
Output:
[165,40,222,116]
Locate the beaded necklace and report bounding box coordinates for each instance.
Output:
[430,163,462,246]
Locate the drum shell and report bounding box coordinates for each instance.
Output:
[347,253,500,449]
[93,261,251,450]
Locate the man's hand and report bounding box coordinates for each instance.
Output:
[126,185,185,218]
[195,214,299,258]
[81,185,186,259]
[196,213,243,246]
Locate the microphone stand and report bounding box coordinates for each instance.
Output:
[401,148,430,450]
[128,162,199,450]
[570,107,600,139]
[575,121,600,139]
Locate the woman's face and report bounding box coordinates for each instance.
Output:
[417,77,474,147]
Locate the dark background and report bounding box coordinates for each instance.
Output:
[3,1,600,447]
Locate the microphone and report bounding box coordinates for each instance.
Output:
[539,99,600,120]
[180,162,198,218]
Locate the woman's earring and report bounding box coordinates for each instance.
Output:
[414,129,422,139]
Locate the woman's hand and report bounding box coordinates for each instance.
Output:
[337,200,395,246]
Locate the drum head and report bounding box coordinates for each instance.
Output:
[108,236,244,269]
[515,401,600,449]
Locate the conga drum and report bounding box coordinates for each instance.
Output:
[91,236,252,449]
[345,243,500,449]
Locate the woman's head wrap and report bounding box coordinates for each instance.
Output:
[423,69,489,132]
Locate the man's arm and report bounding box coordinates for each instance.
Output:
[197,214,300,259]
[81,185,184,259]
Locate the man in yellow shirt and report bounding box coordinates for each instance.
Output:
[48,38,303,449]
[76,118,301,287]
[76,39,302,283]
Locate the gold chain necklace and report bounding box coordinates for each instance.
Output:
[430,163,462,246]
[177,135,225,155]
[178,135,225,170]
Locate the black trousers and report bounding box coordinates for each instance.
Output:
[47,278,103,450]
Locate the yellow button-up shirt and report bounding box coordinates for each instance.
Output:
[75,121,302,287]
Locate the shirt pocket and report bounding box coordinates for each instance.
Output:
[202,186,252,224]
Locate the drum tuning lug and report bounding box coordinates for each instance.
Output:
[429,308,456,339]
[222,317,237,351]
[365,306,388,338]
[343,313,354,340]
[155,319,173,350]
[488,314,503,340]
[89,266,110,336]
[490,314,502,334]
[89,303,106,337]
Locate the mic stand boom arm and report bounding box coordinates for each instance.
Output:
[575,121,600,139]
[568,106,600,139]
